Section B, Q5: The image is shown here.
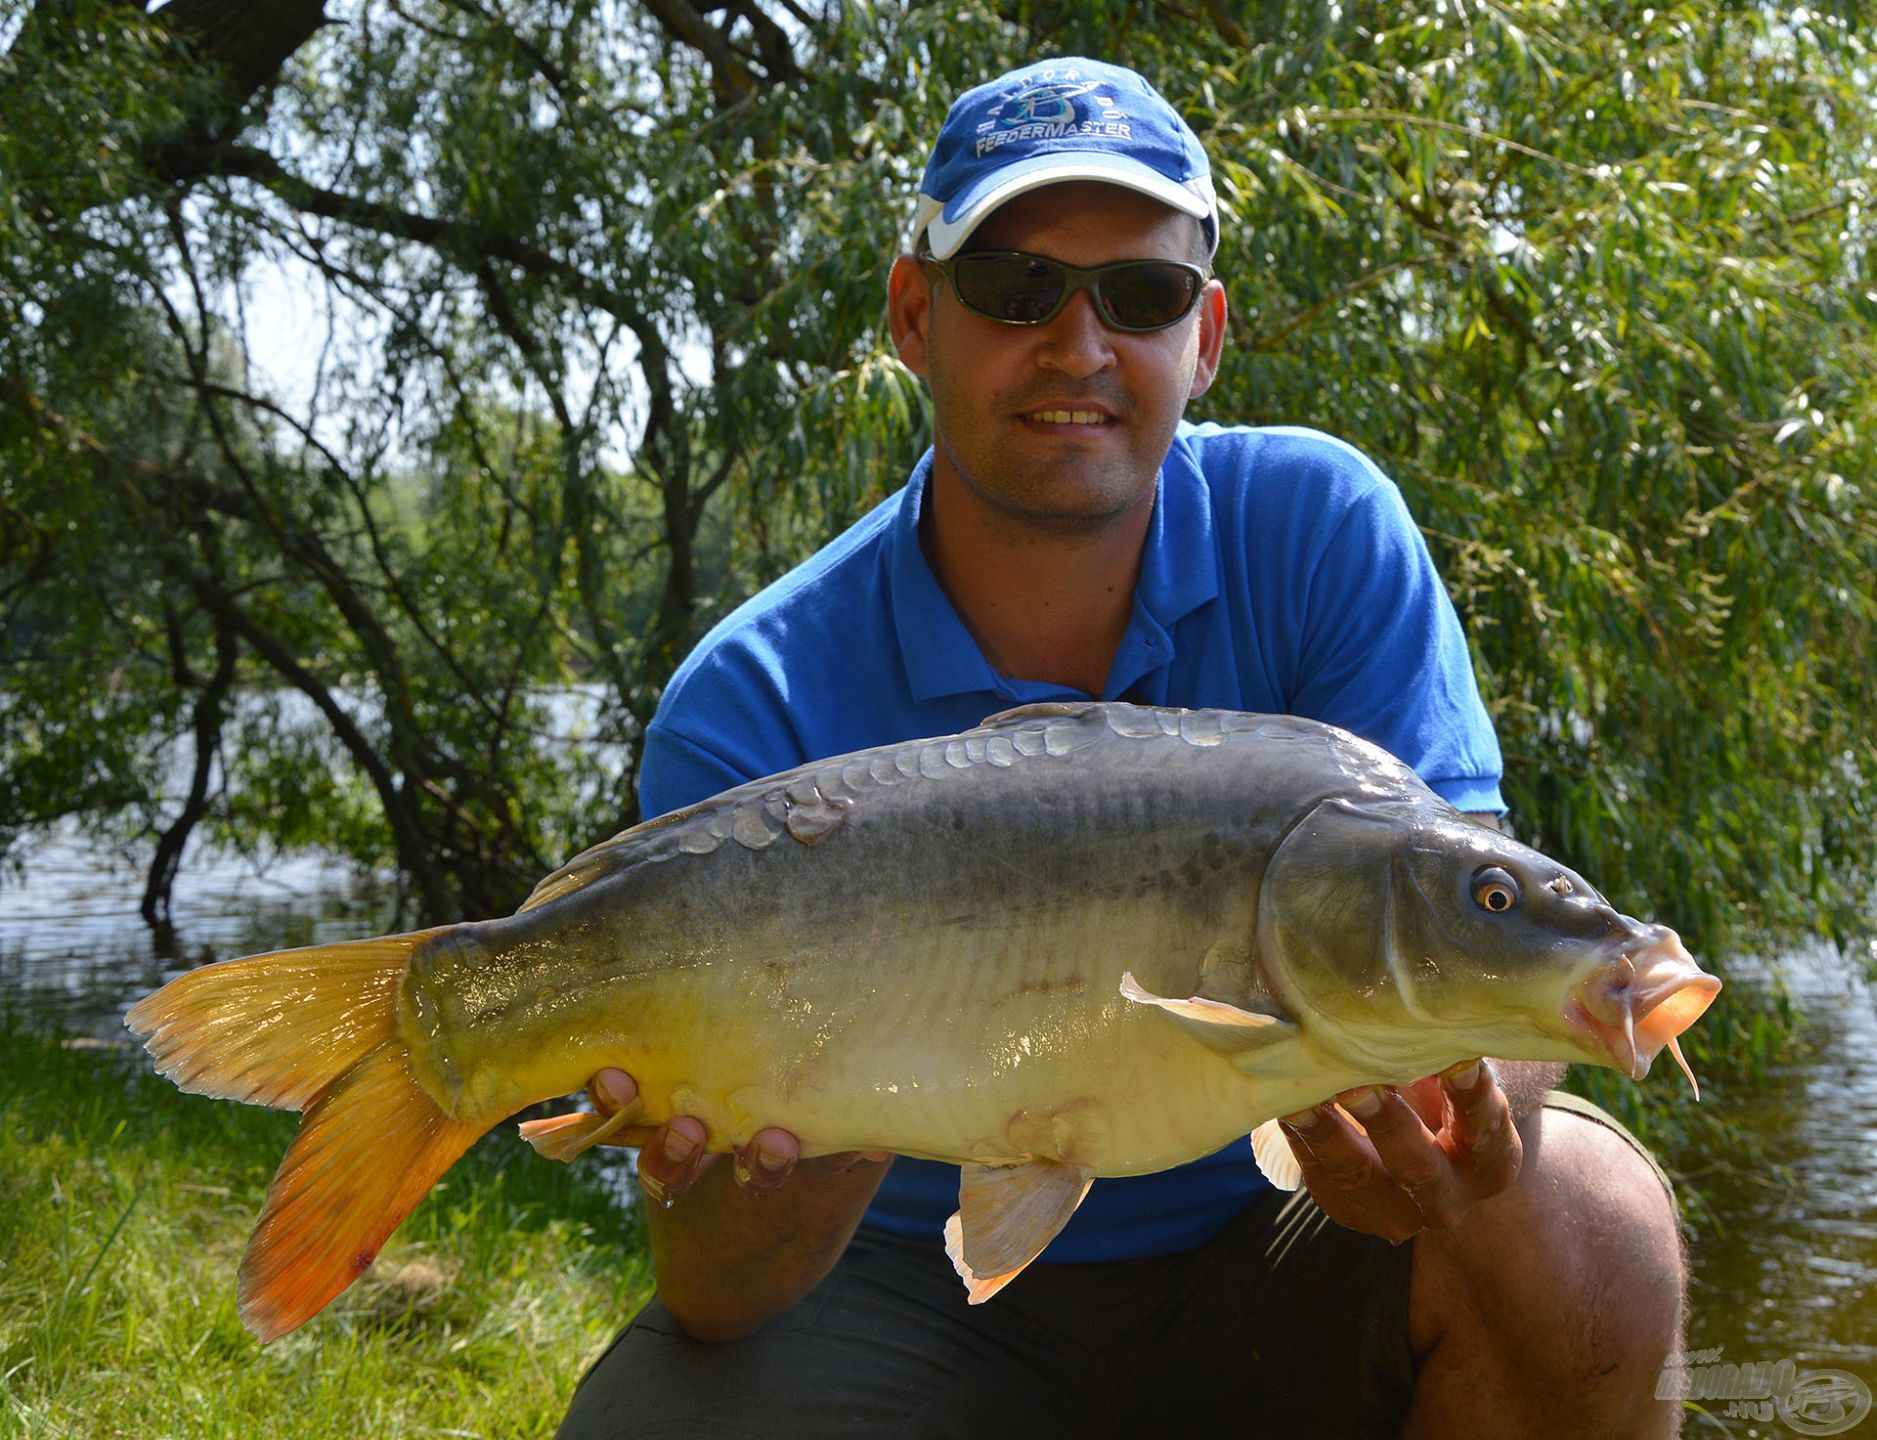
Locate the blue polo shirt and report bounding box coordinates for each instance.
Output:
[640,421,1504,1261]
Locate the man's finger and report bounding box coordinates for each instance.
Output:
[732,1126,801,1193]
[590,1067,638,1115]
[1440,1059,1523,1193]
[637,1115,714,1206]
[1399,1073,1449,1130]
[1442,1059,1506,1146]
[579,1068,662,1149]
[1283,1102,1424,1244]
[1341,1085,1464,1227]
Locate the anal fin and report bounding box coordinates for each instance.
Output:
[517,1106,639,1162]
[943,1159,1093,1305]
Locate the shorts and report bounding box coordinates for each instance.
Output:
[555,1092,1668,1440]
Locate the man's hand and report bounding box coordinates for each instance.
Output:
[1277,1058,1524,1244]
[585,1068,888,1205]
[582,1067,892,1341]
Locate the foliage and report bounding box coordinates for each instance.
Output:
[2,0,1873,983]
[0,1016,647,1437]
[1164,0,1877,964]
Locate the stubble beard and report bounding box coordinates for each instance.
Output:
[933,425,1155,536]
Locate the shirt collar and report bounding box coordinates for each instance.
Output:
[890,451,1007,702]
[888,435,1222,702]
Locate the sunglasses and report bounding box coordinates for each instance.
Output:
[919,250,1211,333]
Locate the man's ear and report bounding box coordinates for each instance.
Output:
[887,254,935,378]
[1188,280,1228,399]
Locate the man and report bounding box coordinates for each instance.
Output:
[558,58,1685,1438]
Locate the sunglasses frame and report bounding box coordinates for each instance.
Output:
[918,250,1212,334]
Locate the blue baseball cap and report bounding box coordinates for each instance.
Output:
[911,58,1218,261]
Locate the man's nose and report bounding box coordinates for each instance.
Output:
[1036,288,1118,377]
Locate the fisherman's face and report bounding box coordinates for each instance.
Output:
[889,181,1227,535]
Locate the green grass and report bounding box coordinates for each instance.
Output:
[0,1018,651,1439]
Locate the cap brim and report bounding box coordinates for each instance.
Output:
[917,153,1215,260]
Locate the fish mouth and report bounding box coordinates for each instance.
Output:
[1563,925,1722,1095]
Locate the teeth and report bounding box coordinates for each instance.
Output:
[1030,410,1110,425]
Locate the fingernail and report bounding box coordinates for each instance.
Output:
[756,1147,791,1175]
[662,1128,698,1166]
[1343,1087,1383,1117]
[596,1071,633,1108]
[1443,1061,1482,1090]
[1281,1108,1318,1130]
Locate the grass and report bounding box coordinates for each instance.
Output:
[0,1017,652,1439]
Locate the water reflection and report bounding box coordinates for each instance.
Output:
[0,826,398,1027]
[1678,948,1877,1402]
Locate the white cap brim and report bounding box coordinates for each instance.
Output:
[913,153,1217,260]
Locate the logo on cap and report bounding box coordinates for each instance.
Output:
[972,69,1132,158]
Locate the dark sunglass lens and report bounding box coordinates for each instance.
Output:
[1100,263,1200,330]
[955,255,1067,323]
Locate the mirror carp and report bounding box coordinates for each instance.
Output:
[126,702,1720,1340]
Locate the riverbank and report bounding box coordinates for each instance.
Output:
[0,1020,648,1439]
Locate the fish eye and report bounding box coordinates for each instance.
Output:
[1472,867,1520,914]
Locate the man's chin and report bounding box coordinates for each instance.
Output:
[944,459,1159,536]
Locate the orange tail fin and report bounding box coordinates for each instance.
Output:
[238,1039,483,1340]
[126,931,485,1341]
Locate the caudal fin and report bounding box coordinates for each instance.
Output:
[239,1039,483,1340]
[126,931,485,1341]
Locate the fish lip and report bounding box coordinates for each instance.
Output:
[1563,926,1722,1079]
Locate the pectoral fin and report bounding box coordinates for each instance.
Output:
[943,1159,1094,1304]
[1249,1117,1305,1191]
[1119,972,1299,1060]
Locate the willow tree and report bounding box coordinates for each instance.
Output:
[3,1,1873,1011]
[1,0,936,922]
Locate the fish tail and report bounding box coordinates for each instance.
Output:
[126,932,440,1109]
[126,930,484,1341]
[237,1038,484,1341]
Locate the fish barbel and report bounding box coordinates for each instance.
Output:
[126,702,1720,1340]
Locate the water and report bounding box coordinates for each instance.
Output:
[3,829,1872,1435]
[0,827,399,1026]
[1673,950,1877,1437]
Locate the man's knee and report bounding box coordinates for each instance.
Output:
[1407,1108,1685,1437]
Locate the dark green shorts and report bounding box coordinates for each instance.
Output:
[556,1093,1667,1440]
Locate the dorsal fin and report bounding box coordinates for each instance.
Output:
[516,834,635,912]
[976,701,1102,726]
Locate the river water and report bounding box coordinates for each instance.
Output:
[2,825,1872,1436]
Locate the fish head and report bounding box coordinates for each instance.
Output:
[1256,797,1721,1085]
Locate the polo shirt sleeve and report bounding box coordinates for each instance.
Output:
[1290,475,1505,814]
[639,719,757,821]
